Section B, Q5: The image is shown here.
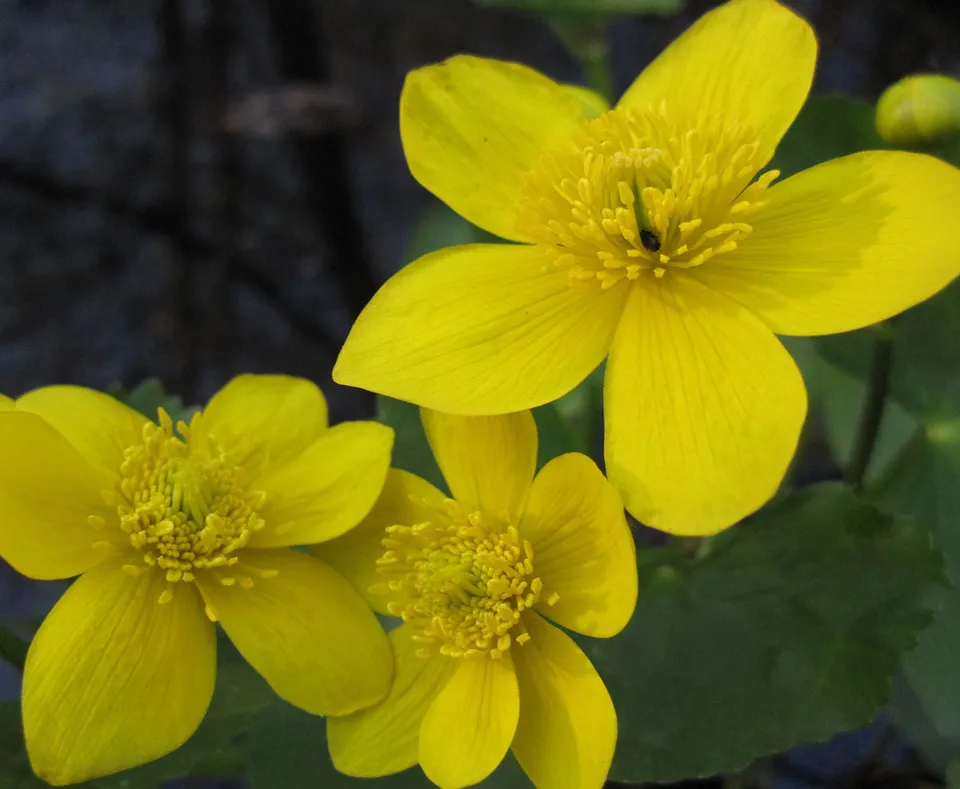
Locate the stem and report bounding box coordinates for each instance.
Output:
[580,31,613,103]
[844,331,894,490]
[0,625,28,672]
[549,17,614,104]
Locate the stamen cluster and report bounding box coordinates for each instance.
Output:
[517,101,778,285]
[105,409,267,601]
[373,499,557,659]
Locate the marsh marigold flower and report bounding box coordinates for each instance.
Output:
[333,0,960,535]
[0,375,394,785]
[319,409,638,789]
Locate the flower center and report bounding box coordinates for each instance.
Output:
[516,102,779,287]
[94,409,268,604]
[373,500,558,659]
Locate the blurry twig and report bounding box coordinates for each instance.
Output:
[224,84,362,137]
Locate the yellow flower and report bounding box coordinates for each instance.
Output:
[320,410,637,789]
[333,0,960,535]
[0,375,394,785]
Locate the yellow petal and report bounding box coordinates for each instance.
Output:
[604,276,806,535]
[0,394,13,409]
[23,557,215,785]
[15,385,147,479]
[401,55,589,242]
[511,613,616,789]
[251,421,393,548]
[419,655,520,789]
[313,468,448,615]
[422,409,536,524]
[334,244,628,414]
[0,412,124,579]
[562,84,610,120]
[694,151,960,335]
[193,374,329,476]
[327,624,457,777]
[520,453,637,637]
[197,548,392,716]
[617,0,816,155]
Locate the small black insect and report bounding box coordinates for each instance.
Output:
[640,229,661,252]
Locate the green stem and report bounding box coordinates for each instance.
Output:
[844,331,894,490]
[0,625,28,672]
[549,17,614,103]
[580,31,613,102]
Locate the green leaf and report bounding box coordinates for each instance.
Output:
[771,94,887,179]
[810,288,960,772]
[0,703,43,789]
[899,587,960,739]
[404,202,495,266]
[889,673,960,774]
[0,627,27,673]
[587,484,942,783]
[108,379,197,426]
[376,396,445,491]
[474,0,682,14]
[782,334,919,485]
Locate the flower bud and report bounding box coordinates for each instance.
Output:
[876,74,960,146]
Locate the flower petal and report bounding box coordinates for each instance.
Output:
[419,655,520,789]
[193,374,329,476]
[22,557,215,785]
[0,412,124,579]
[617,0,816,155]
[15,385,147,479]
[520,453,637,637]
[197,548,392,716]
[250,421,394,548]
[604,276,806,535]
[0,394,13,409]
[401,55,589,242]
[422,409,536,524]
[511,613,616,789]
[693,151,960,335]
[327,624,457,777]
[562,84,610,120]
[313,468,448,615]
[334,244,628,415]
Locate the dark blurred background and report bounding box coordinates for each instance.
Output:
[0,0,957,423]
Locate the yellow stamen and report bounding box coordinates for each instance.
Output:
[516,102,777,284]
[374,500,556,660]
[94,410,272,599]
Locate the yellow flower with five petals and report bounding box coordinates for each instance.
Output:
[333,0,960,535]
[320,409,637,789]
[0,375,394,785]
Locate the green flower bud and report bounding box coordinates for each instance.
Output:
[876,73,960,146]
